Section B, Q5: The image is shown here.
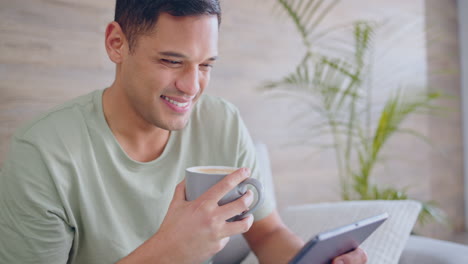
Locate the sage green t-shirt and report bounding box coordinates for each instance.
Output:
[0,89,275,264]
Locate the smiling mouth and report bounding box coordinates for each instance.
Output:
[160,95,190,108]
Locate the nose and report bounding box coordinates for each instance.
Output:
[175,66,200,97]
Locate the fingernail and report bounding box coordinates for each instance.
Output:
[336,261,344,264]
[248,214,254,224]
[243,168,250,176]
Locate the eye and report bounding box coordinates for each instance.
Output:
[199,63,214,71]
[161,59,182,65]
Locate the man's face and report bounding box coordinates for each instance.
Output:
[118,13,218,131]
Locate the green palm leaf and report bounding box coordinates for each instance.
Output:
[264,0,447,227]
[273,0,341,48]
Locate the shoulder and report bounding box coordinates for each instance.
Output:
[13,90,99,145]
[191,94,242,126]
[185,94,251,150]
[195,94,240,115]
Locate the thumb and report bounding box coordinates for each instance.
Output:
[219,237,231,251]
[172,179,187,203]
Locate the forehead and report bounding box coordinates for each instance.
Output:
[137,13,219,59]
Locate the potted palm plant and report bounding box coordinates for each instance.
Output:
[262,0,447,225]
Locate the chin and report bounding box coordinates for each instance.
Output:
[161,118,190,131]
[167,124,187,131]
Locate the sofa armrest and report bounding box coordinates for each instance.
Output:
[399,235,468,264]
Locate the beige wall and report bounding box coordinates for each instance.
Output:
[0,0,464,241]
[422,0,465,240]
[216,0,431,204]
[0,0,115,165]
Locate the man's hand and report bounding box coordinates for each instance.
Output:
[243,210,368,264]
[118,168,255,264]
[332,248,368,264]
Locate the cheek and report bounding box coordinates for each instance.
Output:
[138,66,175,92]
[122,60,149,88]
[152,69,176,90]
[199,72,211,88]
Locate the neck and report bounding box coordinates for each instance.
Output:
[102,84,170,162]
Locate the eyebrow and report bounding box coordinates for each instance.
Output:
[158,51,218,61]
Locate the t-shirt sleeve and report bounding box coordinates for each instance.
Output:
[0,137,73,263]
[234,114,277,222]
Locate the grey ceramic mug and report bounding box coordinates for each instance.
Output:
[185,166,264,221]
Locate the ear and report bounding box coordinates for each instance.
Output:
[105,21,127,64]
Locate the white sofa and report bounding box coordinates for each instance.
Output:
[213,143,468,264]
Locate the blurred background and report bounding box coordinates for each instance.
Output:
[0,0,466,245]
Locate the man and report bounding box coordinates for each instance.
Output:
[0,1,367,263]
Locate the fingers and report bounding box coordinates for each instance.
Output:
[218,190,254,221]
[180,169,254,242]
[201,168,250,202]
[221,214,254,238]
[332,247,368,264]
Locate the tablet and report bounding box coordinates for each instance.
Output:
[289,212,389,264]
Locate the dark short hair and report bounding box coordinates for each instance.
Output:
[115,0,221,53]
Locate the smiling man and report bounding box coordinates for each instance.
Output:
[0,1,367,264]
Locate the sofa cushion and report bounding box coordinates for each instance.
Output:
[275,200,421,264]
[399,235,468,264]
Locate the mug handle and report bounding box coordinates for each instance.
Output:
[231,178,264,221]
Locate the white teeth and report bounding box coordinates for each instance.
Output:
[162,96,189,107]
